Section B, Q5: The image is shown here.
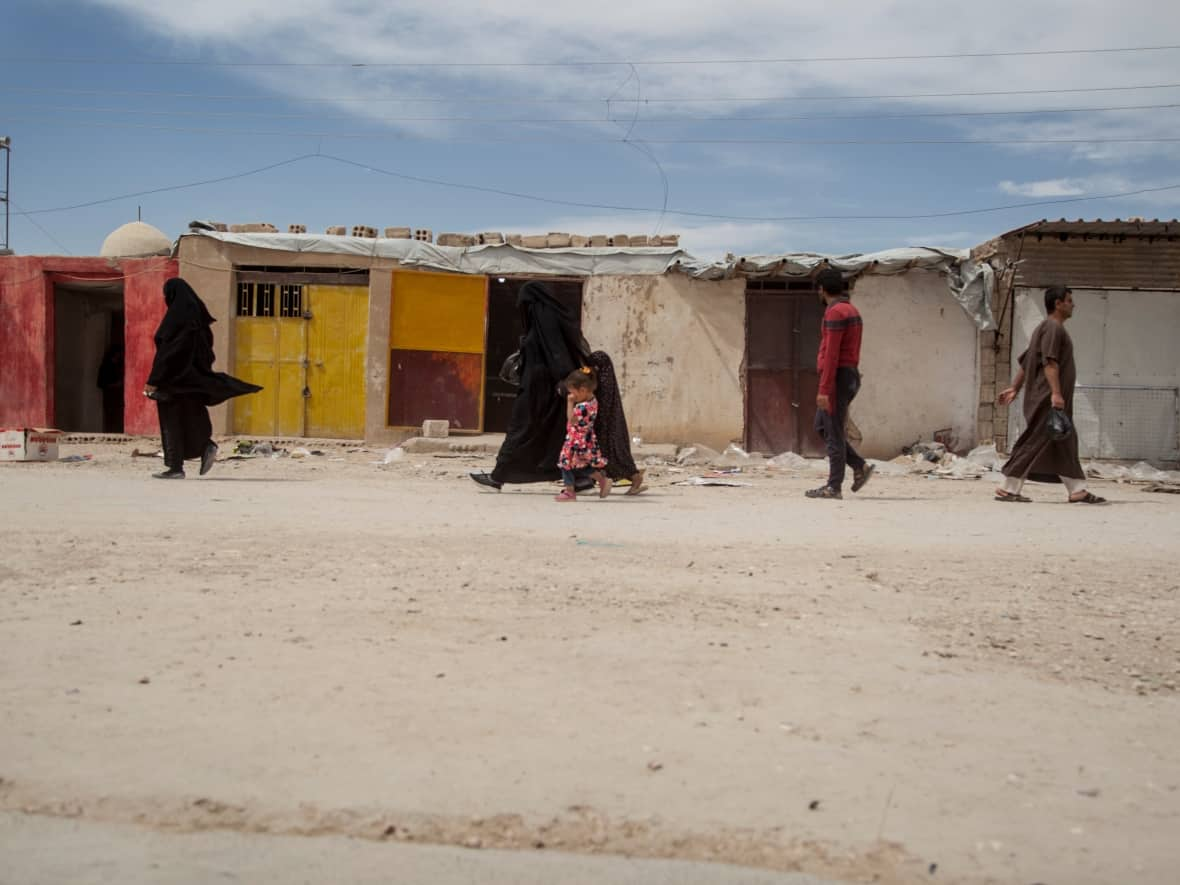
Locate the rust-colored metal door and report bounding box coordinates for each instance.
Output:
[745,285,826,456]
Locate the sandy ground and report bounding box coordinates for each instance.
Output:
[1,439,1178,885]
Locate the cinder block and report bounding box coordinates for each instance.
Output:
[569,235,590,248]
[663,234,680,246]
[230,222,277,233]
[521,235,548,249]
[211,222,228,232]
[546,233,572,248]
[505,234,522,246]
[288,224,307,234]
[478,232,504,245]
[589,235,609,247]
[413,229,433,243]
[437,233,464,247]
[384,227,412,239]
[630,235,649,247]
[351,226,377,238]
[979,384,996,403]
[422,419,449,439]
[610,234,630,247]
[325,226,347,235]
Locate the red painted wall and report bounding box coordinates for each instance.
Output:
[122,258,176,435]
[0,255,177,434]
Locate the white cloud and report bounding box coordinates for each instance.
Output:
[999,179,1086,197]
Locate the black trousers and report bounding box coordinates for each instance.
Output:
[157,397,212,472]
[814,367,865,490]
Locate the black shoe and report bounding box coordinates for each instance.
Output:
[804,485,841,499]
[200,442,218,476]
[851,463,875,493]
[470,472,502,490]
[153,469,185,480]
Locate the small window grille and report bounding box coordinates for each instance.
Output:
[236,282,254,316]
[279,284,304,317]
[255,283,275,317]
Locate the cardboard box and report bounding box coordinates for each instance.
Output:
[0,428,64,462]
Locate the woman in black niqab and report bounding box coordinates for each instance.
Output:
[143,278,261,479]
[471,281,590,487]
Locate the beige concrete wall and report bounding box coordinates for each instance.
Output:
[852,271,980,457]
[581,274,746,450]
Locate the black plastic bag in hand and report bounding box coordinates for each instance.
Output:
[1047,407,1074,441]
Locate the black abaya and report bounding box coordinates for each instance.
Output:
[490,282,589,485]
[586,351,639,481]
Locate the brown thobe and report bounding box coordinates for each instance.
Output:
[1001,318,1084,482]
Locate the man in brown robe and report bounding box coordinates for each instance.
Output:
[995,285,1106,503]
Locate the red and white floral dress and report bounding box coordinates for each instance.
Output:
[558,398,607,471]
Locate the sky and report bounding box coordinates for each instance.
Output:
[2,0,1180,259]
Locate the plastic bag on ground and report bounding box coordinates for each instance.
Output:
[966,444,1002,471]
[1130,461,1169,482]
[383,447,406,464]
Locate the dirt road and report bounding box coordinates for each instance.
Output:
[1,442,1177,884]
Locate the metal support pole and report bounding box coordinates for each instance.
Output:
[0,137,10,253]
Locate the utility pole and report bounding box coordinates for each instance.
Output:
[0,136,10,255]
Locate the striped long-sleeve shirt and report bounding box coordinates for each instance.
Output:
[816,297,862,397]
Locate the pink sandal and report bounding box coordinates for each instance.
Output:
[554,488,577,502]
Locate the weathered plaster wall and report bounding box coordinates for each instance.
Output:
[0,255,175,433]
[0,257,52,427]
[581,274,746,450]
[122,257,178,435]
[852,271,980,456]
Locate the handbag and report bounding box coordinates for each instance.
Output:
[498,350,523,386]
[1047,407,1074,441]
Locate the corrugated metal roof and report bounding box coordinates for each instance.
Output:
[998,219,1180,239]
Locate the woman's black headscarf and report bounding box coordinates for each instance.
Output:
[516,281,590,385]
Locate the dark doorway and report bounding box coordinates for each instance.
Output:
[53,281,125,433]
[483,277,584,433]
[745,280,826,456]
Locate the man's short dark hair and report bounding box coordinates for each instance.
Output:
[816,268,845,296]
[1044,285,1072,314]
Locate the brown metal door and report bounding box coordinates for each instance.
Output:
[745,286,826,456]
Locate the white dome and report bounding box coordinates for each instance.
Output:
[100,221,172,258]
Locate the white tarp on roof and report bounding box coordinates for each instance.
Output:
[180,231,995,329]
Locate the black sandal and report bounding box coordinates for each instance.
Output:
[1070,491,1107,504]
[994,491,1031,502]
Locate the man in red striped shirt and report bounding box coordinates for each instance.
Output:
[806,268,873,500]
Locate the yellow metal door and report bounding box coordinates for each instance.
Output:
[232,287,307,437]
[232,317,306,437]
[305,284,367,438]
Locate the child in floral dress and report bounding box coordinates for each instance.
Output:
[556,367,610,502]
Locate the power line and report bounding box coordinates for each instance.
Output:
[3,44,1180,67]
[7,118,1180,143]
[6,101,1178,124]
[12,150,1180,222]
[4,82,1180,104]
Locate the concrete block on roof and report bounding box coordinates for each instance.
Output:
[437,233,477,247]
[478,232,504,245]
[521,235,548,249]
[211,222,228,232]
[288,224,307,234]
[351,226,378,238]
[570,235,590,247]
[326,226,347,235]
[385,227,412,239]
[630,235,649,247]
[413,229,433,243]
[230,223,278,233]
[589,235,609,247]
[611,234,630,247]
[505,234,523,246]
[546,233,572,248]
[659,234,680,246]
